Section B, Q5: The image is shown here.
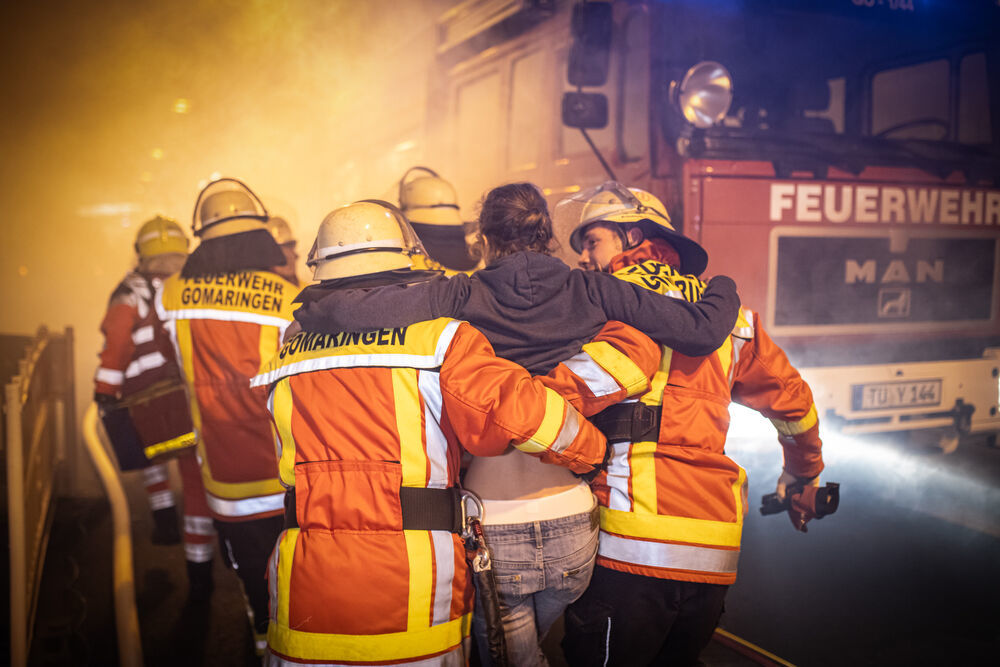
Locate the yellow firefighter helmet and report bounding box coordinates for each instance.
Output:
[307,200,428,281]
[559,181,708,276]
[134,215,189,258]
[192,177,269,240]
[398,166,463,227]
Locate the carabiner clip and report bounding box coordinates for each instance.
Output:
[460,488,485,540]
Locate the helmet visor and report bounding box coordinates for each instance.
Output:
[555,181,644,253]
[192,177,268,236]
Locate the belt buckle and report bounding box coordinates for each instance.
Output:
[631,403,658,442]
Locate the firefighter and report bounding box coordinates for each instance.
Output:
[266,215,301,285]
[155,178,299,655]
[398,166,482,274]
[558,182,825,666]
[249,200,618,666]
[283,182,741,665]
[94,215,215,600]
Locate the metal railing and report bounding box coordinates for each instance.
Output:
[3,327,76,667]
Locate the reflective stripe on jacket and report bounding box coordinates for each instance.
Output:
[250,317,607,665]
[592,248,823,585]
[157,270,299,521]
[95,272,180,397]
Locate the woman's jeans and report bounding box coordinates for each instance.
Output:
[473,505,600,667]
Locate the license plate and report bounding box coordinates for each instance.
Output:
[852,379,943,411]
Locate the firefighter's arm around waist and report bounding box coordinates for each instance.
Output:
[440,322,607,475]
[539,321,660,416]
[731,311,824,480]
[590,272,741,356]
[94,299,140,398]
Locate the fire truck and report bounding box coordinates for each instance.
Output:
[427,0,1000,446]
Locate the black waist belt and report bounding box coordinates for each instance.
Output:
[590,402,661,444]
[284,485,463,533]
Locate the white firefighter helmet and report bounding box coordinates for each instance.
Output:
[266,216,296,245]
[134,215,189,258]
[307,200,427,281]
[398,166,463,227]
[192,177,269,240]
[557,181,708,276]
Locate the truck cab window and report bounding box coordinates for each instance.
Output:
[619,9,650,161]
[959,52,991,145]
[871,59,949,140]
[509,50,547,172]
[456,69,504,202]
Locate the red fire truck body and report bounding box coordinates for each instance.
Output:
[429,0,1000,439]
[687,158,999,434]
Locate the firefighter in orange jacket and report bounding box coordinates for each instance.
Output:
[249,201,636,666]
[156,178,299,655]
[557,183,825,666]
[94,215,215,599]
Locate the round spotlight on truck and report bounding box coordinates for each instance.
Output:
[676,61,733,128]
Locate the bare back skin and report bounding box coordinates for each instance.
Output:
[463,446,580,500]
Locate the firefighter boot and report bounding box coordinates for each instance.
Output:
[186,560,214,603]
[151,506,181,545]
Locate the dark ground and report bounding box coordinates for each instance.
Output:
[25,426,1000,666]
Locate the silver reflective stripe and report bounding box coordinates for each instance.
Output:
[598,531,739,574]
[548,403,581,455]
[418,370,449,489]
[125,350,168,378]
[430,530,455,626]
[184,515,215,536]
[164,307,290,329]
[206,492,284,518]
[132,324,155,345]
[184,542,214,563]
[562,353,620,397]
[148,489,175,511]
[95,367,125,386]
[605,441,633,513]
[268,533,282,622]
[143,463,169,485]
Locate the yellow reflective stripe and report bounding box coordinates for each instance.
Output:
[257,323,279,375]
[143,430,196,459]
[716,335,734,383]
[600,506,743,548]
[393,368,428,487]
[516,387,565,455]
[271,378,297,487]
[629,441,659,515]
[641,353,671,409]
[580,340,648,397]
[269,612,471,663]
[204,476,285,500]
[770,404,818,436]
[732,466,747,527]
[175,318,212,490]
[273,528,298,628]
[404,529,433,631]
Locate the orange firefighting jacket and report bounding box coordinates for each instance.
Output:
[156,270,299,521]
[249,316,634,666]
[591,240,824,586]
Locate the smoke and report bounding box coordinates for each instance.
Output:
[0,1,451,490]
[726,404,1000,538]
